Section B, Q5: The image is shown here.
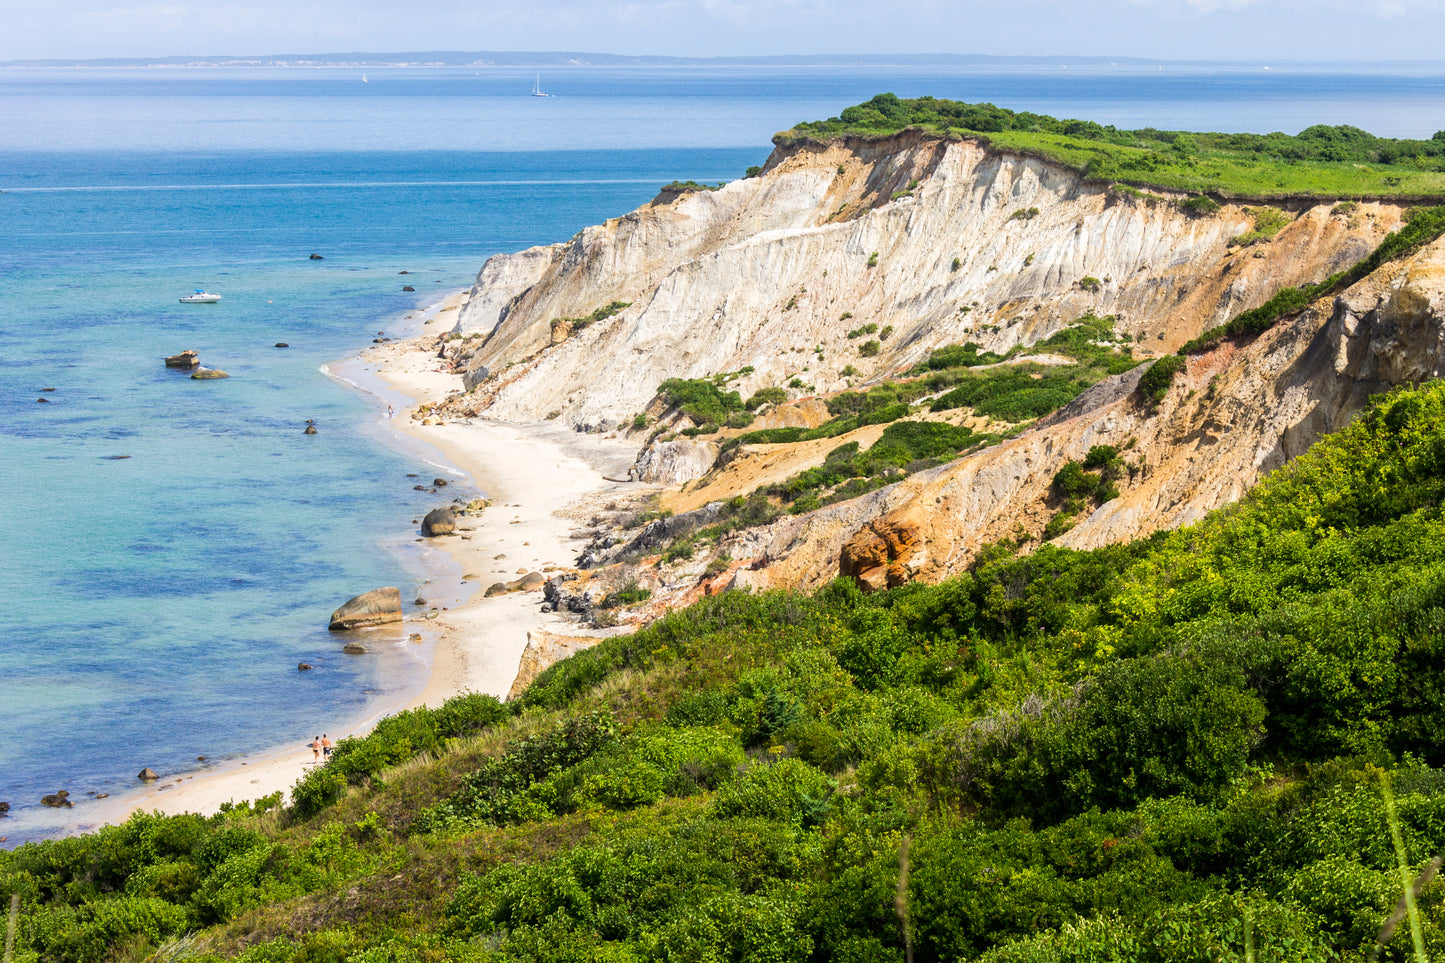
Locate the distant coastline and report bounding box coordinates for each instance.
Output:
[8,51,1445,69]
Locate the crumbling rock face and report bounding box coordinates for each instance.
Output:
[630,438,719,484]
[839,507,927,591]
[454,132,1397,430]
[772,237,1445,589]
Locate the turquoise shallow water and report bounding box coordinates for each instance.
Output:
[2,63,1443,845]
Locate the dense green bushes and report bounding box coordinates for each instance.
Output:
[14,383,1445,961]
[783,94,1445,197]
[291,692,508,817]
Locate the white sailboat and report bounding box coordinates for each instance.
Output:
[531,74,549,98]
[362,73,368,83]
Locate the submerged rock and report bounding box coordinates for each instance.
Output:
[328,586,403,630]
[309,253,324,260]
[138,768,159,780]
[342,642,367,655]
[40,791,72,807]
[190,368,229,380]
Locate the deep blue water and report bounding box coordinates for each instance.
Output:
[1,63,1442,845]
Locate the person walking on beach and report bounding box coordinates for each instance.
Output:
[310,736,321,763]
[321,733,332,761]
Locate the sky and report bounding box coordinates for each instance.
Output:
[3,0,1445,63]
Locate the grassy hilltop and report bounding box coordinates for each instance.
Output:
[7,104,1445,963]
[778,93,1445,199]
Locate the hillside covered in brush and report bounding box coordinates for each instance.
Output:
[7,376,1445,961]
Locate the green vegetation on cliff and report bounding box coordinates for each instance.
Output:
[781,93,1445,198]
[9,378,1445,961]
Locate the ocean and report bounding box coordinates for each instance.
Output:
[1,62,1442,845]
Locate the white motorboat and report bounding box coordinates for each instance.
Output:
[179,290,221,304]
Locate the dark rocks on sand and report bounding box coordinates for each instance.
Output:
[303,424,318,435]
[165,349,200,369]
[342,641,367,655]
[191,368,229,380]
[328,586,403,630]
[422,506,456,536]
[414,597,427,605]
[298,662,313,671]
[137,769,158,781]
[41,791,73,808]
[401,285,416,292]
[309,253,324,260]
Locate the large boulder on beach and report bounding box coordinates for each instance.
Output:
[164,349,199,369]
[136,769,157,781]
[421,507,456,536]
[328,586,403,630]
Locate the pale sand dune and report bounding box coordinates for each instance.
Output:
[85,293,640,826]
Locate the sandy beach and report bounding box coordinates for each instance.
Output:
[86,293,641,826]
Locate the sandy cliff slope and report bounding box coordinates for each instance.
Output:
[738,236,1445,592]
[454,131,1397,432]
[441,129,1444,597]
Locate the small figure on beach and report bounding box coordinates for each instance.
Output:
[310,736,321,762]
[322,734,332,760]
[387,404,394,419]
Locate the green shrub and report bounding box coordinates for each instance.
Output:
[1231,205,1291,246]
[713,758,833,826]
[1008,206,1040,221]
[660,377,746,425]
[1078,276,1102,293]
[1139,354,1186,403]
[857,340,881,357]
[746,386,788,410]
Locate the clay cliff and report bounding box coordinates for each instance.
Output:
[442,128,1443,600]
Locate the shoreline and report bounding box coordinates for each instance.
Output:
[84,292,640,829]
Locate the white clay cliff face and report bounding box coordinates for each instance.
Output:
[446,131,1445,589]
[454,133,1394,432]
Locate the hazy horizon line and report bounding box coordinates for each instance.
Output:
[8,50,1445,69]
